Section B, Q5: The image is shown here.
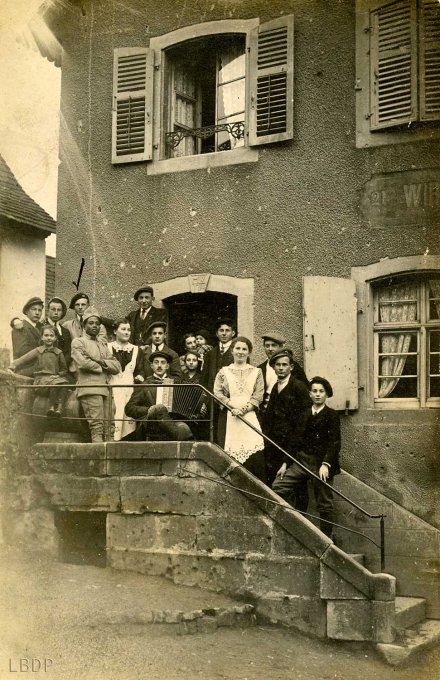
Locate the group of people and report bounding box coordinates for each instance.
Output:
[9,284,341,538]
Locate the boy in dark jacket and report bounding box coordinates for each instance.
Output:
[272,376,341,538]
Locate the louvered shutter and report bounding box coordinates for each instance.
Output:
[370,0,418,130]
[248,15,294,146]
[112,48,154,164]
[303,277,358,411]
[420,0,440,120]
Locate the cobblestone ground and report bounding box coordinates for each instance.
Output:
[0,550,438,680]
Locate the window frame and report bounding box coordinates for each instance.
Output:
[148,18,259,175]
[355,0,440,148]
[371,276,440,408]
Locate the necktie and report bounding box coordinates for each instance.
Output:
[141,311,146,321]
[220,345,225,355]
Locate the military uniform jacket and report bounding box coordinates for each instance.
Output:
[263,374,311,456]
[71,334,121,397]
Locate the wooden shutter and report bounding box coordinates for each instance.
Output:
[370,0,418,130]
[112,48,154,164]
[303,277,358,411]
[420,0,440,120]
[248,15,294,146]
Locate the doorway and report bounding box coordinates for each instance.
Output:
[164,291,237,352]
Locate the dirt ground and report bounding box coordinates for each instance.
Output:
[0,549,438,680]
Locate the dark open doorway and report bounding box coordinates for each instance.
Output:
[164,292,237,352]
[55,511,107,567]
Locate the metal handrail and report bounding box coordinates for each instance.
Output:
[5,378,386,570]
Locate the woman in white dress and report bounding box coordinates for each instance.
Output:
[108,319,138,441]
[214,336,266,482]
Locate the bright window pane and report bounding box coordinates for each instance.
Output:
[378,332,418,398]
[377,281,418,323]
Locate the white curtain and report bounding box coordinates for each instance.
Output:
[378,283,417,398]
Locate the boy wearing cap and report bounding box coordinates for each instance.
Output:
[262,348,311,486]
[11,297,44,372]
[126,285,167,347]
[71,308,121,442]
[125,350,192,441]
[134,321,182,381]
[259,332,308,413]
[272,376,341,538]
[63,293,107,341]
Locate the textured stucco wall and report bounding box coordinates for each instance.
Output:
[0,228,46,351]
[52,0,440,525]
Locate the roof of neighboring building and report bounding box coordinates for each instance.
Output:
[0,155,56,237]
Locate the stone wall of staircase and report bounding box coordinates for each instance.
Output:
[1,440,396,643]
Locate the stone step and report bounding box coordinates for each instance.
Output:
[394,596,426,631]
[376,619,440,666]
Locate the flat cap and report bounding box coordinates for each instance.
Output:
[134,285,154,300]
[269,347,294,367]
[146,320,167,335]
[82,306,102,323]
[69,292,90,309]
[47,297,67,318]
[309,376,333,398]
[261,330,285,344]
[22,297,44,314]
[148,350,173,364]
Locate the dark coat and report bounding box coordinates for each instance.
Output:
[297,405,341,475]
[258,358,308,411]
[134,344,182,380]
[124,375,181,433]
[11,320,43,374]
[200,344,234,392]
[126,307,167,346]
[263,374,311,457]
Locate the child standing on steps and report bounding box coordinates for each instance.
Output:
[9,325,70,417]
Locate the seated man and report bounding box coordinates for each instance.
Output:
[125,350,193,441]
[272,377,341,539]
[134,321,182,381]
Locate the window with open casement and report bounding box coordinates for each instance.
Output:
[111,16,294,171]
[372,275,440,407]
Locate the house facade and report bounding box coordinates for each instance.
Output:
[41,0,440,531]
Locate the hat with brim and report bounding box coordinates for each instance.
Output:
[269,347,294,367]
[22,297,44,314]
[47,297,67,319]
[82,306,102,323]
[69,292,90,310]
[309,376,333,398]
[146,320,167,335]
[148,350,173,364]
[261,331,285,345]
[134,285,154,300]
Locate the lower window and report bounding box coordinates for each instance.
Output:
[373,276,440,406]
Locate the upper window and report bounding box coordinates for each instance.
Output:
[355,0,440,146]
[372,275,440,407]
[111,16,294,170]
